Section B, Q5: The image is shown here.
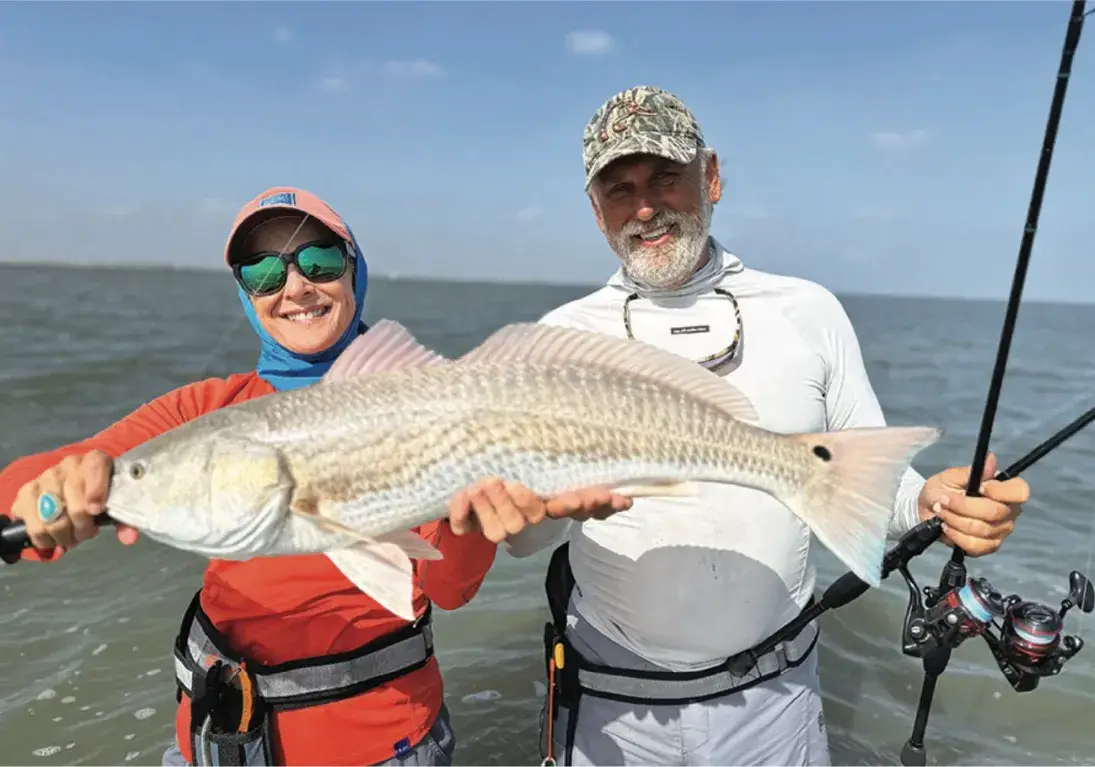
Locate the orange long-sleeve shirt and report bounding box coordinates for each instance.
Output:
[0,371,499,766]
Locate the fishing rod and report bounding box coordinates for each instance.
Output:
[0,512,114,563]
[899,2,1089,764]
[745,402,1095,677]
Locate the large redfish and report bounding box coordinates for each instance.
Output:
[104,320,941,620]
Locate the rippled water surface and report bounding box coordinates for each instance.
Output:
[1,265,1093,765]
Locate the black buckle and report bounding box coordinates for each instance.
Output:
[190,660,228,730]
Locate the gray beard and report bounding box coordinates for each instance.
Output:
[607,202,714,290]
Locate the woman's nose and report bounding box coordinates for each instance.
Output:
[281,265,313,298]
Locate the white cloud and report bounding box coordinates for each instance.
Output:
[380,59,444,79]
[272,25,292,44]
[868,129,929,153]
[565,30,616,56]
[515,206,543,223]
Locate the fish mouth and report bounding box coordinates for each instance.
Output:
[103,502,143,530]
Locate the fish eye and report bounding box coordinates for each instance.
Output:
[128,461,147,480]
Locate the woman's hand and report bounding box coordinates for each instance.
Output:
[11,451,139,551]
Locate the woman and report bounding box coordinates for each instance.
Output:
[0,186,629,766]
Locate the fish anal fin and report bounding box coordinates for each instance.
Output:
[376,529,444,561]
[458,323,759,425]
[327,543,417,621]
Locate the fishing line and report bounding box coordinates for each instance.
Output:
[0,218,316,559]
[989,390,1095,469]
[187,215,314,380]
[900,2,1089,763]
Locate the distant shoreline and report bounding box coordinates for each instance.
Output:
[0,259,1090,307]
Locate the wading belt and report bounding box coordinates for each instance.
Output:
[539,543,820,766]
[171,589,435,767]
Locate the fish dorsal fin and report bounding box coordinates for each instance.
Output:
[459,323,759,425]
[323,319,448,383]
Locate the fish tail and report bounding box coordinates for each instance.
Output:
[784,425,942,588]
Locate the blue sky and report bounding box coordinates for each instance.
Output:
[1,1,1092,302]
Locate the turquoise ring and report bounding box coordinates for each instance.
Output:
[37,492,65,524]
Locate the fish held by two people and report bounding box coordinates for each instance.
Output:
[103,320,942,621]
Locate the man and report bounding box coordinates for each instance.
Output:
[505,86,1029,766]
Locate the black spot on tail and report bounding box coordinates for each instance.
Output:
[813,445,832,462]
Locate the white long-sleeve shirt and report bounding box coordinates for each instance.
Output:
[505,248,926,671]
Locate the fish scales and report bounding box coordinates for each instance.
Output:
[238,363,813,524]
[103,319,943,620]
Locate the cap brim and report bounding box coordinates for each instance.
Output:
[224,205,346,266]
[584,134,698,189]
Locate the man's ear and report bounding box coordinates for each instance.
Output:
[705,151,723,205]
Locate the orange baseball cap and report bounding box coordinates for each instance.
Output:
[224,186,352,265]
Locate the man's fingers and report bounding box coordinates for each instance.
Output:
[938,452,998,489]
[609,493,633,512]
[935,507,1012,542]
[544,491,584,519]
[578,488,614,511]
[981,452,998,481]
[940,523,1002,557]
[943,493,1018,524]
[981,477,1030,506]
[544,487,633,521]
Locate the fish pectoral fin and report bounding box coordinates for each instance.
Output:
[326,543,417,622]
[289,500,377,546]
[293,494,444,561]
[609,480,700,499]
[321,318,449,383]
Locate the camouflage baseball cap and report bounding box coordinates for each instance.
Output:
[582,85,705,189]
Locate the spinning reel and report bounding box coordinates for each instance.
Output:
[897,565,1094,692]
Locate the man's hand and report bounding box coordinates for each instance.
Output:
[447,478,632,543]
[918,452,1028,557]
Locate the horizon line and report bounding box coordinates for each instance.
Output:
[0,257,1091,308]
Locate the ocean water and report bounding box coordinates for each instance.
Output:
[0,263,1093,766]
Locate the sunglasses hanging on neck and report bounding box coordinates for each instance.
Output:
[622,286,743,371]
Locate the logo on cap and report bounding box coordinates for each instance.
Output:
[598,99,658,143]
[259,192,297,208]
